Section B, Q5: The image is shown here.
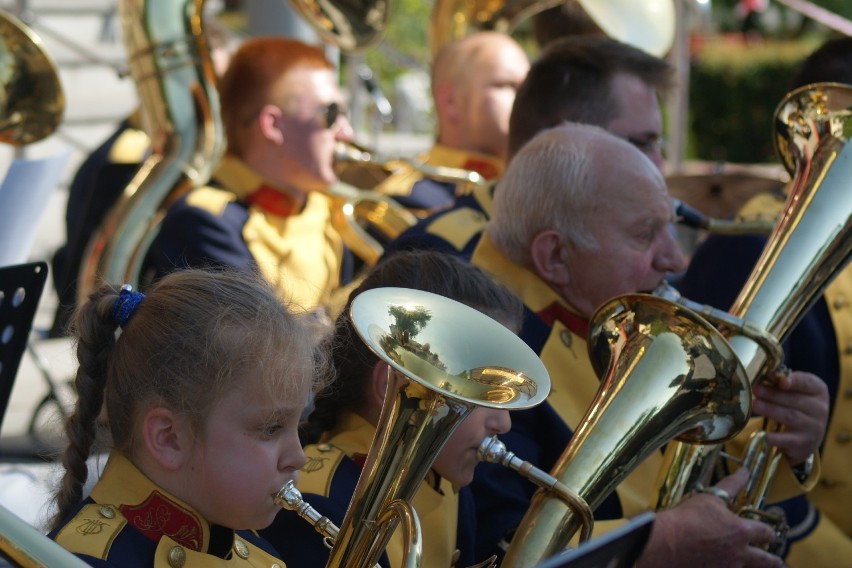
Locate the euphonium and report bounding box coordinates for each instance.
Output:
[500,294,751,568]
[655,82,852,533]
[77,0,224,299]
[279,287,551,568]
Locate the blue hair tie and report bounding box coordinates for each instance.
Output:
[112,284,145,329]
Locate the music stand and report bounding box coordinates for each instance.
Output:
[533,512,655,568]
[0,262,48,436]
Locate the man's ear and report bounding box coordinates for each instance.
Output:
[530,230,571,287]
[258,104,285,145]
[141,407,190,471]
[433,83,459,123]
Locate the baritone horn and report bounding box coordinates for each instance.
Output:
[0,10,64,145]
[278,287,551,568]
[655,82,852,537]
[500,294,751,568]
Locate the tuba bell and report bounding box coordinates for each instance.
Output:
[0,10,64,146]
[278,287,551,567]
[499,293,751,568]
[654,82,852,537]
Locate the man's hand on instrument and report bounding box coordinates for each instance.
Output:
[752,370,829,466]
[639,469,783,568]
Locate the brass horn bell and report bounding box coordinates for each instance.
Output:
[0,11,64,146]
[280,287,551,568]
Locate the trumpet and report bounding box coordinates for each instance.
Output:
[281,287,551,567]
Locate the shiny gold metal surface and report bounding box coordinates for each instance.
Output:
[501,294,750,567]
[77,0,224,299]
[288,0,388,52]
[0,503,90,567]
[429,0,675,57]
[656,82,852,535]
[0,11,64,145]
[285,287,550,568]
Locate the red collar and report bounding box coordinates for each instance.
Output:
[244,185,297,217]
[119,491,204,551]
[461,158,500,180]
[536,301,589,339]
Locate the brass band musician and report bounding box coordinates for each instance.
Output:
[151,37,356,312]
[373,32,529,218]
[468,122,829,567]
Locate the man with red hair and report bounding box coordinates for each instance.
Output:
[153,37,355,312]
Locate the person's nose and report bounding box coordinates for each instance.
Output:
[486,409,512,436]
[656,228,688,274]
[280,441,307,472]
[334,115,354,142]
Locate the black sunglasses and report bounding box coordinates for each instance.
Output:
[318,101,347,129]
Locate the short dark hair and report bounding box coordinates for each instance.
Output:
[789,37,852,89]
[508,35,674,160]
[301,250,524,444]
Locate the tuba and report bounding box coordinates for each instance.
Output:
[278,287,551,567]
[77,0,223,300]
[654,82,852,532]
[0,10,64,146]
[499,294,752,568]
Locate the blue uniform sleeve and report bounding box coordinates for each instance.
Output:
[152,195,254,278]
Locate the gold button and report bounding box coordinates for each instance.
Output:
[837,430,851,444]
[833,296,847,310]
[271,564,282,568]
[560,329,572,348]
[98,506,115,519]
[317,443,332,452]
[844,387,852,399]
[845,342,852,355]
[820,478,837,488]
[234,539,250,559]
[168,546,186,568]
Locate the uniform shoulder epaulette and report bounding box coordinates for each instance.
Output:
[54,503,128,560]
[426,207,488,251]
[185,186,238,217]
[107,128,149,164]
[298,443,346,497]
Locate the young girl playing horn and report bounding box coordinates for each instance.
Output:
[261,250,524,567]
[48,268,326,567]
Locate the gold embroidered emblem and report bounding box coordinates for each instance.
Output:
[303,456,328,473]
[76,518,109,536]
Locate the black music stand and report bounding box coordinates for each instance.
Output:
[0,262,48,446]
[533,512,655,568]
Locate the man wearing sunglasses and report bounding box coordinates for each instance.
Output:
[153,37,356,312]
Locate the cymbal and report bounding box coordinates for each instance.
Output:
[666,160,789,220]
